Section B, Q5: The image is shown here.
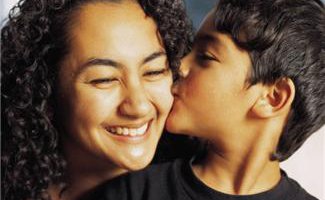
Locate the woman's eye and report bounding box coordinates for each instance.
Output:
[144,68,168,77]
[89,78,117,85]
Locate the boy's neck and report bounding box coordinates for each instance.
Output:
[192,134,281,195]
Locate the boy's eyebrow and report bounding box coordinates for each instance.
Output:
[75,50,166,76]
[194,33,221,45]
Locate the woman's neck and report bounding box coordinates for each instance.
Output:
[50,138,128,200]
[49,165,126,200]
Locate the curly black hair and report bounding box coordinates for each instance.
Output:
[213,0,325,161]
[1,0,193,199]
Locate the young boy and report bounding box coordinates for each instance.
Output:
[88,0,325,199]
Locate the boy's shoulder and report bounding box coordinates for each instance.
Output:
[84,162,319,200]
[281,170,319,200]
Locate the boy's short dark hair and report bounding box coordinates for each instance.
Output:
[213,0,325,161]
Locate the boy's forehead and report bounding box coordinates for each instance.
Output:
[197,8,216,34]
[195,9,227,50]
[195,8,249,55]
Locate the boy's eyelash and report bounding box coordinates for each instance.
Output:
[196,52,218,61]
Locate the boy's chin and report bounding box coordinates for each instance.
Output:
[165,111,178,131]
[165,115,186,135]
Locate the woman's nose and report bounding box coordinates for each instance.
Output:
[118,84,151,118]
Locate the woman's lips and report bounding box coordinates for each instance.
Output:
[104,120,152,143]
[107,122,149,137]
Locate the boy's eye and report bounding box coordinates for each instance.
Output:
[196,52,218,62]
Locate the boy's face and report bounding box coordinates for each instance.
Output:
[166,10,262,146]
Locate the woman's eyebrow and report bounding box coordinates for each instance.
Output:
[141,51,166,65]
[75,50,166,76]
[74,57,120,77]
[82,58,120,68]
[81,51,166,69]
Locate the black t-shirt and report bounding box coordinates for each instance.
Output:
[88,159,318,200]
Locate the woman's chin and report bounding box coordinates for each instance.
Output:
[120,152,155,172]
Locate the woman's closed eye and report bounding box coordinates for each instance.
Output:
[89,77,118,89]
[143,68,169,80]
[90,78,117,84]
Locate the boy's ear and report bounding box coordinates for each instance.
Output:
[251,78,295,118]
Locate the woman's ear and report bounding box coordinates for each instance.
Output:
[251,78,295,118]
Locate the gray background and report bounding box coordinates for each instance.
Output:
[184,0,325,28]
[1,0,324,199]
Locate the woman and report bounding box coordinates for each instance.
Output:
[1,0,192,199]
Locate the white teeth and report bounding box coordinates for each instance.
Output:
[136,123,148,135]
[117,127,123,135]
[108,123,149,137]
[123,128,129,135]
[129,129,137,136]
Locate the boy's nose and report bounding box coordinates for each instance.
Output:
[118,85,151,118]
[179,55,190,78]
[172,55,191,95]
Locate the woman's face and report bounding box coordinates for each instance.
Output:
[57,2,173,171]
[166,10,260,145]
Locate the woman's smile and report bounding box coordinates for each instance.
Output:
[104,120,152,144]
[57,1,173,171]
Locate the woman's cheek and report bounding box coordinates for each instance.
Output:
[147,79,174,115]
